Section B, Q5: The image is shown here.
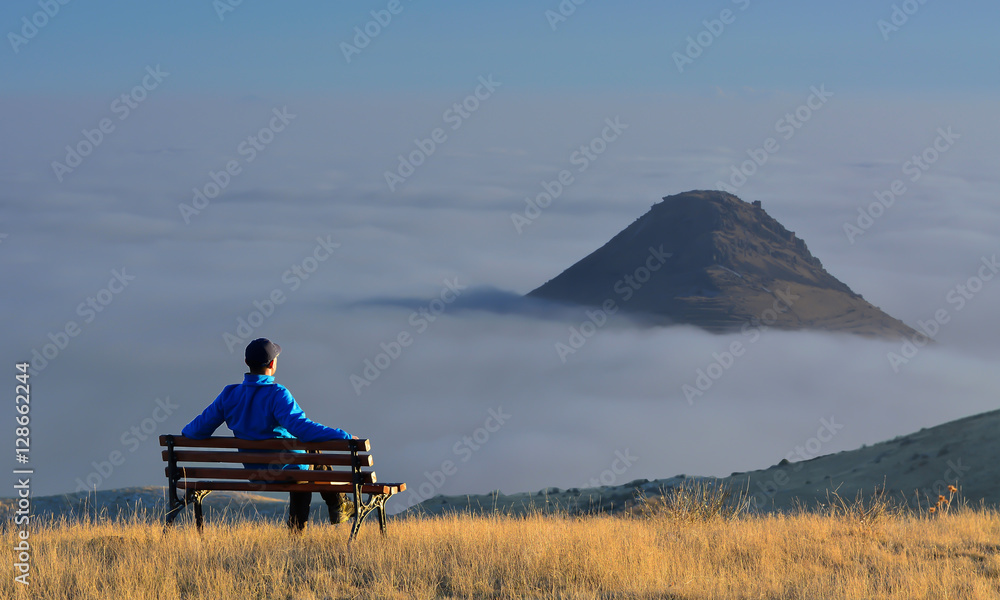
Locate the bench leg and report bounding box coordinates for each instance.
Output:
[164,488,200,532]
[348,493,390,545]
[193,490,211,532]
[164,502,187,529]
[348,511,364,546]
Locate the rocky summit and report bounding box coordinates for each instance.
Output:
[528,190,917,339]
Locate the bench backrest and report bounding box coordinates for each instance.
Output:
[159,435,388,493]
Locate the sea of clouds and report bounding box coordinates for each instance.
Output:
[2,91,998,510]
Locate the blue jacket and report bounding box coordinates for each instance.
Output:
[182,373,350,469]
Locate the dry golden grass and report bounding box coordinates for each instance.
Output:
[5,504,1000,599]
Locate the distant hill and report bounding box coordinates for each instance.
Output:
[410,409,1000,516]
[529,190,917,339]
[723,408,1000,512]
[6,410,998,521]
[0,487,289,524]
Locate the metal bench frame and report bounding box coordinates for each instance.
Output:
[160,434,406,543]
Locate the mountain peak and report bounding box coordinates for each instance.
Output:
[529,190,916,339]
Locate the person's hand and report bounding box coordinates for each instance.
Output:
[352,435,358,439]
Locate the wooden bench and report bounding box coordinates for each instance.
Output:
[159,435,406,542]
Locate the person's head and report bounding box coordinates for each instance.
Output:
[245,338,281,375]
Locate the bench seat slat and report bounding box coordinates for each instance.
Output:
[159,435,370,452]
[162,450,373,467]
[166,467,375,483]
[177,480,405,495]
[162,433,407,540]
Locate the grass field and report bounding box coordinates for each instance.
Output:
[5,496,1000,599]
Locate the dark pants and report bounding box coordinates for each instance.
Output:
[288,489,351,530]
[286,458,354,530]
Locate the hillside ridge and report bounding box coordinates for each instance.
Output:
[529,190,917,339]
[11,409,997,520]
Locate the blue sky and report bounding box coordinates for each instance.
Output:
[2,1,999,502]
[3,0,996,94]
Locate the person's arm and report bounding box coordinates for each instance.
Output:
[181,389,228,439]
[272,388,350,441]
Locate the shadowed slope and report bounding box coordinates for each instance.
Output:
[529,190,917,339]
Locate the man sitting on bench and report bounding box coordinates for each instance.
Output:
[181,337,354,531]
